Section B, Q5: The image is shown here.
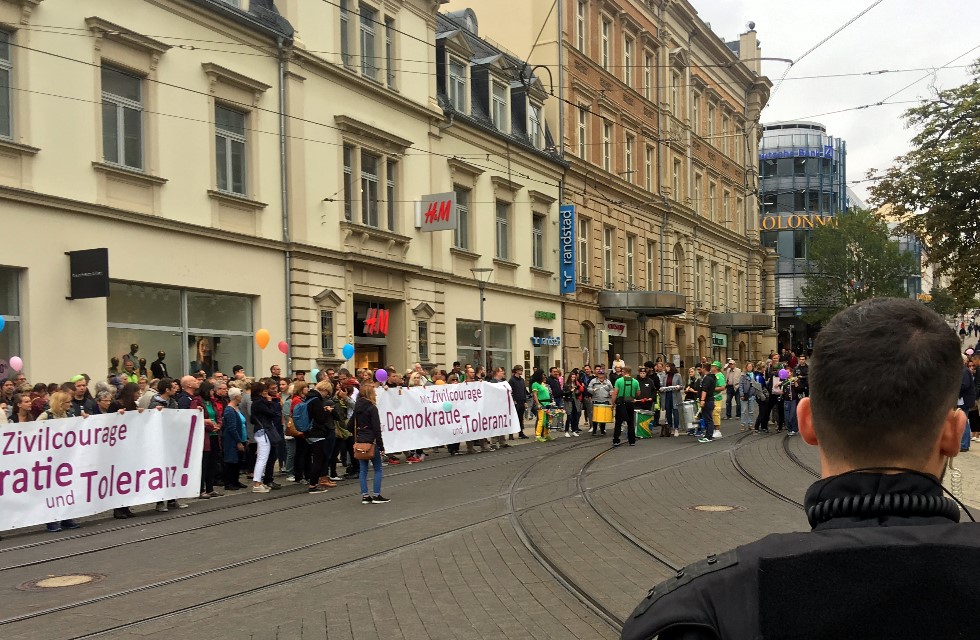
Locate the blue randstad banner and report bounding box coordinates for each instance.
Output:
[559,204,576,295]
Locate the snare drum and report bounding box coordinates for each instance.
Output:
[592,403,613,424]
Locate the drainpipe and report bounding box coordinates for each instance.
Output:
[277,37,292,374]
[557,0,567,370]
[657,0,667,360]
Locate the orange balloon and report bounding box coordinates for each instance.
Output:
[255,328,270,350]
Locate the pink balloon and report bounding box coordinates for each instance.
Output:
[9,356,23,372]
[277,341,288,355]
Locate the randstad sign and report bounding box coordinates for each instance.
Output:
[759,145,834,161]
[760,214,838,231]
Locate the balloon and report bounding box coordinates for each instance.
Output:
[9,356,22,372]
[311,368,320,381]
[778,369,789,380]
[442,401,453,411]
[0,316,5,333]
[278,340,289,355]
[375,369,388,383]
[255,329,270,350]
[342,343,355,360]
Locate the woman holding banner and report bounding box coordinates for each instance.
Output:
[37,392,81,532]
[354,383,388,504]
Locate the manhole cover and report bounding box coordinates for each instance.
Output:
[18,573,106,591]
[691,505,739,512]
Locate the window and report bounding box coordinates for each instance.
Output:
[707,103,715,142]
[671,72,680,113]
[737,272,745,312]
[417,320,429,362]
[643,52,653,100]
[735,125,744,163]
[623,36,633,86]
[576,0,586,52]
[600,18,611,70]
[722,190,730,223]
[723,267,731,311]
[692,93,700,134]
[673,245,684,294]
[456,319,512,372]
[454,186,470,249]
[602,121,612,171]
[215,105,247,196]
[694,173,702,214]
[710,262,719,309]
[448,59,467,111]
[359,3,378,81]
[708,182,717,220]
[695,257,703,304]
[794,230,810,260]
[625,134,634,182]
[0,31,10,139]
[580,322,593,357]
[603,226,613,287]
[385,17,396,88]
[645,145,653,191]
[577,216,589,283]
[646,241,657,290]
[360,152,380,227]
[532,214,545,268]
[626,234,635,288]
[386,159,396,231]
[343,144,354,221]
[101,66,143,170]
[721,114,729,155]
[577,107,587,158]
[340,0,352,67]
[529,103,543,149]
[735,197,743,232]
[495,201,510,260]
[491,81,508,132]
[672,159,681,199]
[320,310,335,355]
[0,268,21,360]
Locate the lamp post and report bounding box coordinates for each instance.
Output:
[471,268,494,370]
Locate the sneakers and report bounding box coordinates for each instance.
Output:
[267,482,282,490]
[535,436,547,442]
[572,431,580,437]
[564,432,572,438]
[387,457,401,465]
[155,502,169,513]
[361,495,373,504]
[308,485,328,493]
[612,441,621,448]
[46,523,62,532]
[697,437,711,443]
[168,499,188,509]
[252,484,271,493]
[372,495,391,504]
[628,443,636,447]
[545,435,556,441]
[286,475,296,482]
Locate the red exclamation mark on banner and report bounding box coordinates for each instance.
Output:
[181,414,197,487]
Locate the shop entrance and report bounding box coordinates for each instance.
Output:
[353,300,389,370]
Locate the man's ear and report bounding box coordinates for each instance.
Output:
[798,398,818,446]
[940,408,967,458]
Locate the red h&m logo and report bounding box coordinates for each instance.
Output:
[364,308,390,336]
[424,199,452,224]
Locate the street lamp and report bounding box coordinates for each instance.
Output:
[471,268,494,370]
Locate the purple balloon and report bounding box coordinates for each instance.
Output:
[375,369,388,383]
[778,369,789,380]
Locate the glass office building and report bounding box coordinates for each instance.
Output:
[758,121,848,352]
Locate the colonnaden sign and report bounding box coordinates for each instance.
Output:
[760,214,838,231]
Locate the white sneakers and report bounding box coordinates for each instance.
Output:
[252,484,271,493]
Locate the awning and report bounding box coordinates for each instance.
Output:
[707,312,773,332]
[598,291,686,317]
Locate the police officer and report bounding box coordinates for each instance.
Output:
[622,297,978,640]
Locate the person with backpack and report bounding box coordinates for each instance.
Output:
[305,380,346,493]
[610,366,640,447]
[738,362,762,432]
[288,381,311,485]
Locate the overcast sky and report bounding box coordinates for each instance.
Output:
[693,0,980,201]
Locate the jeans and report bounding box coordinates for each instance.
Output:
[702,402,715,439]
[726,386,741,419]
[663,394,677,429]
[784,399,798,433]
[740,396,756,428]
[961,408,971,450]
[292,437,308,483]
[614,401,636,445]
[284,438,296,476]
[359,447,383,496]
[253,431,270,484]
[565,404,581,432]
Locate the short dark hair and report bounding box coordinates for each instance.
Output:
[232,365,244,373]
[809,298,961,465]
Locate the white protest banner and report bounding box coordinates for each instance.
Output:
[377,381,521,451]
[0,409,203,531]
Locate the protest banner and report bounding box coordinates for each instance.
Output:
[0,409,203,531]
[377,381,521,451]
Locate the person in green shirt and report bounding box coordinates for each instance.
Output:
[712,361,725,438]
[611,366,641,447]
[529,369,554,442]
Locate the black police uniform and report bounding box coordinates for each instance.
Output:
[622,471,980,640]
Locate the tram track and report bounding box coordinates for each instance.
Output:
[729,433,806,508]
[782,433,821,478]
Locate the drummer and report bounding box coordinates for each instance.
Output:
[587,367,614,436]
[529,369,555,442]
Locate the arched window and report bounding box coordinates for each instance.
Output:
[580,321,594,363]
[673,243,685,294]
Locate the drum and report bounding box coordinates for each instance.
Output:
[592,403,613,424]
[635,410,655,438]
[680,400,698,431]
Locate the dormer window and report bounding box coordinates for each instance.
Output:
[491,80,508,133]
[529,103,543,149]
[449,58,467,112]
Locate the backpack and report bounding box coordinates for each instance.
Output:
[291,397,315,432]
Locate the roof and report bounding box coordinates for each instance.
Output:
[190,0,294,40]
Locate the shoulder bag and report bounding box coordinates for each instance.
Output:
[352,418,376,460]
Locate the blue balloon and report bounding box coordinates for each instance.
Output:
[311,368,320,380]
[0,316,5,333]
[342,343,355,360]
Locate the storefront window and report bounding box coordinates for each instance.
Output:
[456,319,512,371]
[107,282,253,378]
[532,327,554,372]
[0,268,22,367]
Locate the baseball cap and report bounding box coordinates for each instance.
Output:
[712,361,722,369]
[70,374,85,383]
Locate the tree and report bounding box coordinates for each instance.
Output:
[802,209,918,324]
[869,60,980,306]
[925,286,967,317]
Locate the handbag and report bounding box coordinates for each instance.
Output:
[352,419,376,460]
[285,417,303,438]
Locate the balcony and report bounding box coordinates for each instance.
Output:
[708,312,773,332]
[598,290,686,317]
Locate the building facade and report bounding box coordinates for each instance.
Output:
[452,0,775,370]
[758,120,848,351]
[0,0,569,381]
